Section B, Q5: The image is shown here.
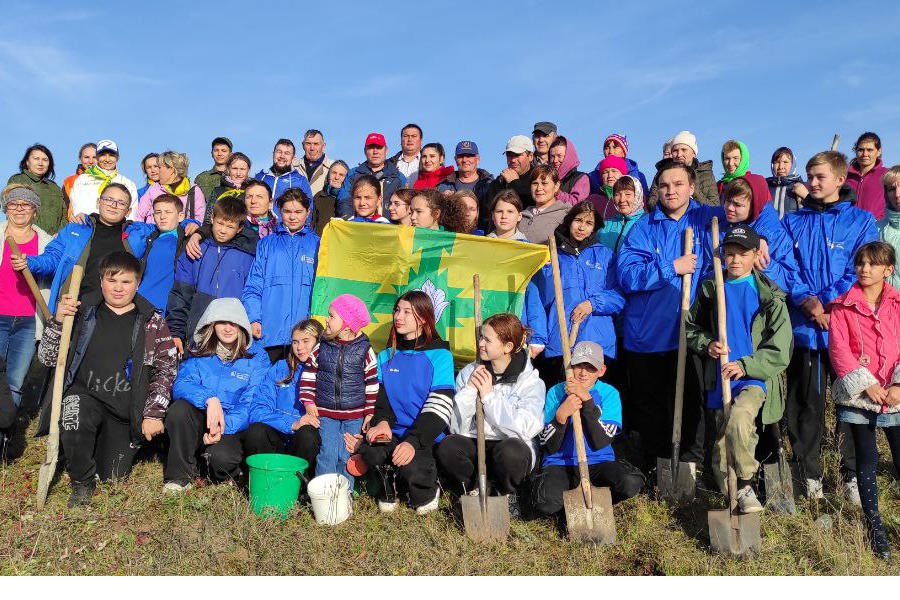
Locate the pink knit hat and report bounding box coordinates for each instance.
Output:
[604,133,629,156]
[330,294,371,334]
[599,155,629,176]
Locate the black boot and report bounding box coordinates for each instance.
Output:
[871,524,892,561]
[67,479,96,508]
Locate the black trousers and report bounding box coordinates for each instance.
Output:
[850,422,900,544]
[264,345,290,365]
[243,422,321,473]
[436,434,532,495]
[624,350,705,465]
[59,392,138,483]
[358,438,437,507]
[531,460,645,516]
[786,348,855,479]
[164,400,244,485]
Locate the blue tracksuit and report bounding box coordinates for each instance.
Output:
[248,359,305,435]
[254,168,313,218]
[541,380,622,467]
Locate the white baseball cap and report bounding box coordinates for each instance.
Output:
[96,139,119,155]
[504,135,535,155]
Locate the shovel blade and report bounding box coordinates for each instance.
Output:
[763,459,796,515]
[707,509,761,556]
[656,457,696,502]
[563,485,616,544]
[460,494,510,543]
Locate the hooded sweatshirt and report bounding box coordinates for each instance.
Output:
[878,207,900,289]
[597,175,646,254]
[847,158,889,220]
[556,138,590,206]
[519,200,571,245]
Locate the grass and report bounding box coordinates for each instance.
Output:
[3,420,900,575]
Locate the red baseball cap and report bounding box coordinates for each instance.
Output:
[364,132,386,147]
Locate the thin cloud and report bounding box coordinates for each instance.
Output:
[335,74,411,98]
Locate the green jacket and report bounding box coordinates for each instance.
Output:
[193,167,224,207]
[878,208,900,289]
[7,170,67,235]
[685,269,793,424]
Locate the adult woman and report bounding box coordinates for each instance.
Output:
[204,152,252,222]
[137,153,160,200]
[716,139,751,198]
[532,200,624,386]
[408,143,454,190]
[63,143,97,204]
[586,155,628,221]
[136,150,206,223]
[548,136,589,205]
[438,313,545,507]
[7,144,66,235]
[487,190,527,241]
[0,185,51,409]
[597,175,645,254]
[599,133,649,195]
[848,132,889,220]
[519,165,570,244]
[408,189,468,232]
[766,146,804,218]
[352,290,455,514]
[312,160,349,233]
[387,188,415,226]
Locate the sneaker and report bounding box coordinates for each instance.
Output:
[415,488,441,515]
[377,499,399,513]
[507,491,522,519]
[67,480,96,508]
[843,477,862,507]
[163,481,192,495]
[806,477,824,500]
[736,485,764,514]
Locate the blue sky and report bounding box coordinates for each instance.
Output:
[2,1,898,184]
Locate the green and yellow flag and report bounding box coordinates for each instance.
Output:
[311,221,549,366]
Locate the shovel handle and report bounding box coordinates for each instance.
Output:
[5,236,51,321]
[831,134,840,152]
[671,227,693,453]
[473,274,488,507]
[569,319,581,350]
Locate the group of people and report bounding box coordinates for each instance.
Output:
[0,123,898,559]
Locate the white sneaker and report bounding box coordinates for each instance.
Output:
[415,488,441,515]
[806,478,824,500]
[843,477,862,507]
[163,481,192,495]
[736,485,764,514]
[377,499,399,513]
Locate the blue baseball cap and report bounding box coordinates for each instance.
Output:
[455,140,479,157]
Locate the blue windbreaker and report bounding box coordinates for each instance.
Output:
[783,189,878,350]
[254,167,313,218]
[337,160,407,217]
[616,199,724,353]
[723,203,798,292]
[248,359,305,435]
[521,280,548,348]
[241,223,319,348]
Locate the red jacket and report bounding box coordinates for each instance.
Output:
[413,165,454,190]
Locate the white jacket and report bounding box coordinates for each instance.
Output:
[69,170,139,221]
[0,221,52,339]
[451,353,546,468]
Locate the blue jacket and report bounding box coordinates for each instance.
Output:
[138,228,186,312]
[597,208,645,254]
[248,359,305,435]
[337,160,407,217]
[783,188,878,350]
[166,229,257,342]
[522,280,548,348]
[173,348,271,435]
[28,215,155,311]
[588,158,649,197]
[723,203,798,292]
[241,223,319,348]
[254,167,313,218]
[532,232,624,359]
[616,199,724,353]
[541,380,622,467]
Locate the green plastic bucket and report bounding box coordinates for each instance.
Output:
[247,453,309,520]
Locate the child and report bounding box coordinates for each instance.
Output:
[531,341,643,517]
[387,188,415,226]
[829,242,900,560]
[344,175,390,223]
[783,151,878,500]
[242,188,320,364]
[451,190,484,235]
[244,319,325,469]
[438,313,545,510]
[487,190,528,241]
[409,189,467,232]
[877,165,900,289]
[243,179,278,239]
[166,196,257,356]
[138,193,188,312]
[37,252,177,507]
[685,225,792,513]
[297,294,378,486]
[597,175,645,254]
[164,298,270,491]
[312,160,348,234]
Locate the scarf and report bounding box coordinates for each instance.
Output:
[721,141,750,184]
[85,165,118,194]
[601,184,613,199]
[145,176,155,187]
[217,188,245,201]
[165,177,191,197]
[216,341,236,362]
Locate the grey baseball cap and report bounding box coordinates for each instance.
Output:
[570,341,604,369]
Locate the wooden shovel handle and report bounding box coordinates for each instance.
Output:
[831,134,840,152]
[672,227,694,449]
[5,236,51,321]
[472,274,488,503]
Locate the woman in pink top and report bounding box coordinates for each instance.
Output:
[0,185,52,416]
[829,241,900,560]
[135,150,206,224]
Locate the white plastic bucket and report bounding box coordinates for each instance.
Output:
[307,474,352,525]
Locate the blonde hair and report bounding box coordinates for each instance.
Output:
[883,165,900,188]
[806,151,848,179]
[159,150,189,180]
[721,140,741,157]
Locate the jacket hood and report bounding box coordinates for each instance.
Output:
[553,222,598,254]
[192,297,253,345]
[802,184,856,212]
[487,348,529,384]
[766,174,802,186]
[832,281,900,314]
[558,138,581,179]
[737,173,771,221]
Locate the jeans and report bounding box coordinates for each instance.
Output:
[0,315,37,407]
[315,416,363,487]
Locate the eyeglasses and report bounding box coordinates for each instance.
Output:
[5,202,34,212]
[99,196,129,208]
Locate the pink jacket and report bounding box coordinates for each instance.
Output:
[847,158,888,221]
[135,181,207,224]
[829,282,900,413]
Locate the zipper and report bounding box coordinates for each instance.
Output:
[335,343,344,408]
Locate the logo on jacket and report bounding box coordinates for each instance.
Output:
[231,370,250,381]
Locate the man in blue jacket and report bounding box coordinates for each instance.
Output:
[616,158,723,481]
[254,138,313,217]
[783,150,878,503]
[337,132,407,217]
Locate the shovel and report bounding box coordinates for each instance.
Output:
[706,217,761,556]
[657,226,697,502]
[549,236,616,544]
[36,265,84,509]
[762,421,796,514]
[6,237,51,321]
[460,273,510,543]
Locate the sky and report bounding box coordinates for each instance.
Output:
[1,1,899,184]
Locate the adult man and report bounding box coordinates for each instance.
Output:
[532,121,558,166]
[254,138,313,212]
[389,123,423,179]
[338,133,407,216]
[648,131,719,207]
[194,136,233,205]
[292,129,334,197]
[436,141,493,205]
[485,135,536,230]
[69,140,140,221]
[616,158,724,483]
